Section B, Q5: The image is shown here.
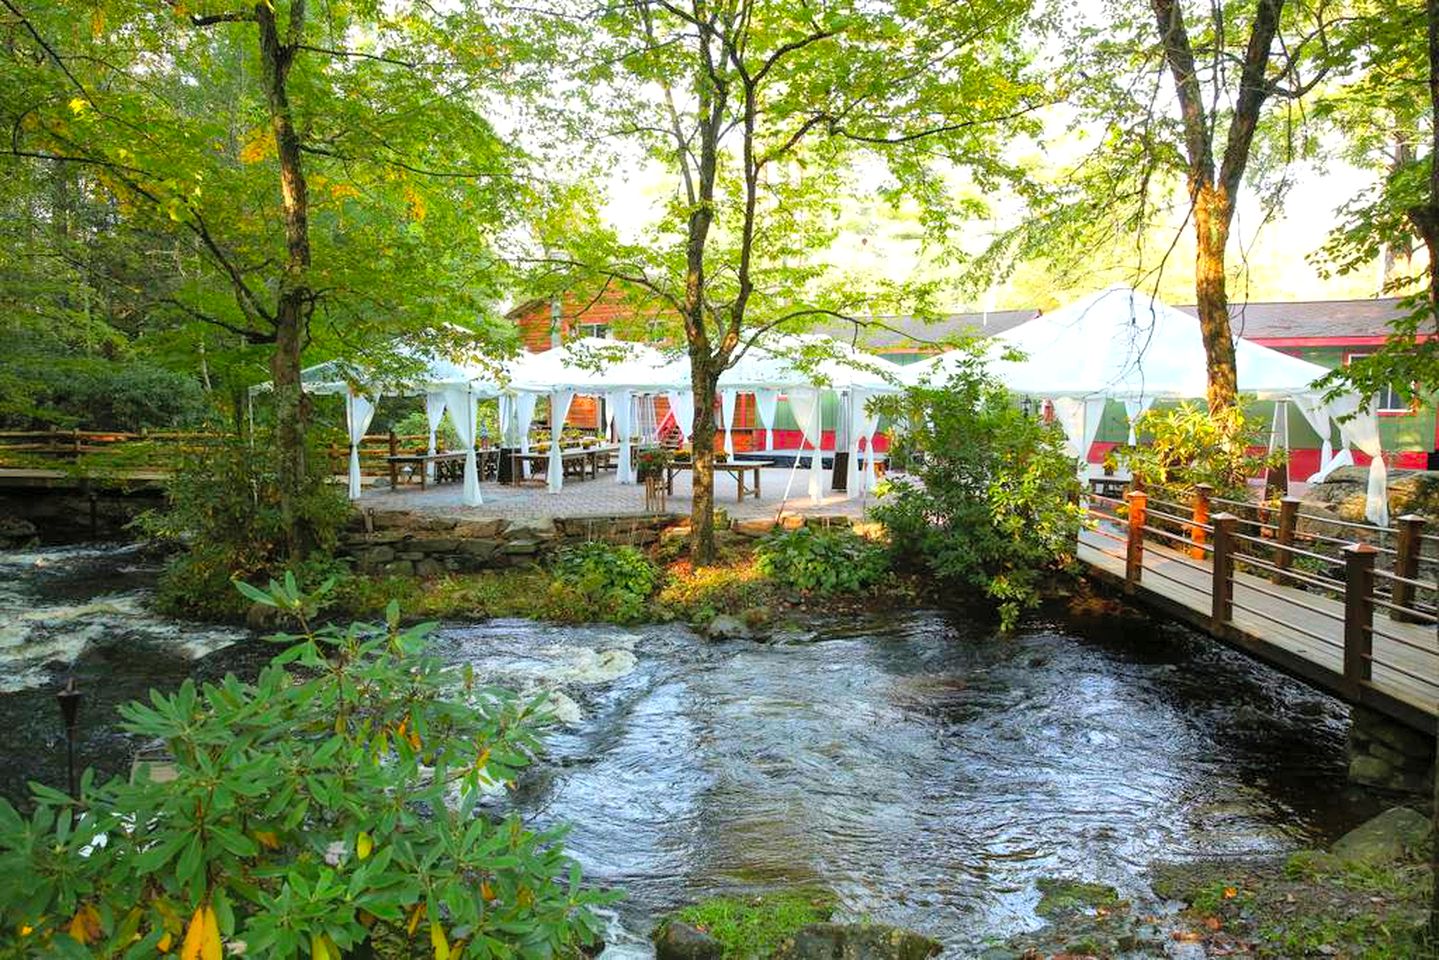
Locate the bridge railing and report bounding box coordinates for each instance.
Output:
[1083,485,1439,705]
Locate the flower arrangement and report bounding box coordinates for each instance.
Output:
[636,447,671,480]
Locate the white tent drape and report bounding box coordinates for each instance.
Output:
[1293,393,1351,482]
[547,391,576,493]
[720,389,739,457]
[845,390,882,498]
[755,389,780,451]
[1336,399,1389,526]
[498,394,513,446]
[345,391,377,501]
[1052,397,1086,459]
[442,386,482,506]
[516,393,538,455]
[1123,397,1153,445]
[424,392,447,481]
[1082,398,1107,463]
[789,387,824,505]
[667,390,695,442]
[606,389,634,484]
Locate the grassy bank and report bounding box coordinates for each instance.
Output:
[320,531,925,631]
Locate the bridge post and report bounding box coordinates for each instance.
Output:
[1273,496,1300,584]
[1125,490,1147,585]
[1189,483,1211,560]
[1211,513,1238,626]
[1392,515,1426,623]
[1343,543,1378,689]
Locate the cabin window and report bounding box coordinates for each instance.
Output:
[1343,351,1413,414]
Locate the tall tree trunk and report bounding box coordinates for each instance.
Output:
[1414,0,1439,324]
[1194,183,1239,411]
[689,356,718,562]
[257,0,314,558]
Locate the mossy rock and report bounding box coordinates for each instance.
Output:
[772,923,941,960]
[1033,877,1121,917]
[665,888,837,960]
[1330,807,1433,867]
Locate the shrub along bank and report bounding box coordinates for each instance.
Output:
[324,524,925,632]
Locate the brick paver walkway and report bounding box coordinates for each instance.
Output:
[357,465,876,522]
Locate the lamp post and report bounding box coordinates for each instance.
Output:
[56,677,82,799]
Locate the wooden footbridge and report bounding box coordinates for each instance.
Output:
[1078,487,1439,734]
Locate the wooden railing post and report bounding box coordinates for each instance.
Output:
[1392,514,1426,622]
[1190,483,1211,560]
[1211,513,1237,626]
[388,430,398,458]
[1125,490,1147,585]
[1343,543,1378,689]
[1273,496,1300,583]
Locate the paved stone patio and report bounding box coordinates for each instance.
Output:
[357,465,876,522]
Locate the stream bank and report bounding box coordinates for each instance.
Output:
[0,542,1400,957]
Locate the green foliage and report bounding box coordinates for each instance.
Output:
[651,555,775,625]
[668,890,836,960]
[0,356,210,432]
[755,526,889,596]
[137,435,351,619]
[1119,401,1282,500]
[871,346,1084,630]
[550,542,661,624]
[0,580,608,958]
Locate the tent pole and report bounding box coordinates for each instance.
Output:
[774,445,805,525]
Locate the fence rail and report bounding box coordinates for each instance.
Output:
[0,429,442,479]
[1081,484,1439,728]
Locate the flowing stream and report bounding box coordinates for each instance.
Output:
[0,544,1380,956]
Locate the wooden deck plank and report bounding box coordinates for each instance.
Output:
[1077,529,1439,731]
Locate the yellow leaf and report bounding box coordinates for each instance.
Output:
[311,933,334,960]
[403,185,427,222]
[238,128,274,164]
[254,829,280,850]
[68,98,88,115]
[329,182,361,200]
[90,7,105,37]
[429,920,450,960]
[201,905,221,960]
[406,903,426,936]
[68,904,101,944]
[357,831,373,860]
[158,931,174,953]
[179,907,205,960]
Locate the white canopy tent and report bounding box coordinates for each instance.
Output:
[508,338,682,492]
[712,333,904,504]
[268,344,509,506]
[908,286,1388,524]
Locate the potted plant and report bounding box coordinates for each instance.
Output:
[636,447,670,481]
[1102,449,1118,477]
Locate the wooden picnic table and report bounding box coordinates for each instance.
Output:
[1087,474,1129,500]
[386,450,499,490]
[509,445,618,484]
[665,459,766,502]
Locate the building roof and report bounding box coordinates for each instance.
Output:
[814,309,1039,349]
[1175,297,1409,342]
[826,298,1410,349]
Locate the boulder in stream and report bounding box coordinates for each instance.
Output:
[1331,806,1433,866]
[772,923,941,960]
[653,921,724,960]
[0,515,38,548]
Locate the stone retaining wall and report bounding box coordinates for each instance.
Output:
[339,509,876,576]
[1348,705,1435,795]
[340,510,690,576]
